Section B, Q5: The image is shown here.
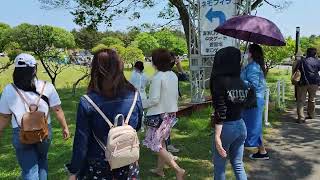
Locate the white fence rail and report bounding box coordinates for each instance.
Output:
[264,80,286,127]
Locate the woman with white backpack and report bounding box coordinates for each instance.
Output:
[66,49,143,180]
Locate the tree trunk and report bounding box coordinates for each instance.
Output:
[170,0,190,51]
[52,76,56,87]
[38,56,56,86]
[72,73,89,95]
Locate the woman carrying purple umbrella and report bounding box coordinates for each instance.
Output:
[241,44,269,160]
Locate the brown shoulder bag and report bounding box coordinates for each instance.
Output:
[12,82,49,144]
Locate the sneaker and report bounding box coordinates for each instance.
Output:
[296,119,304,124]
[167,145,180,153]
[249,152,270,160]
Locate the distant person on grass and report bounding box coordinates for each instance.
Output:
[143,48,185,179]
[241,44,269,160]
[130,61,150,101]
[66,49,143,180]
[210,47,251,180]
[130,60,150,132]
[0,53,70,180]
[294,48,320,123]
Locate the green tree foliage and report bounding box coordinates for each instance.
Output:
[300,36,320,54]
[109,44,126,57]
[153,29,187,55]
[92,44,144,66]
[122,46,144,66]
[8,24,75,86]
[153,29,176,50]
[91,43,108,54]
[173,37,188,55]
[4,42,22,61]
[0,23,11,52]
[52,27,76,48]
[39,0,287,52]
[263,37,295,71]
[72,28,104,50]
[100,36,124,47]
[132,32,159,56]
[0,42,22,73]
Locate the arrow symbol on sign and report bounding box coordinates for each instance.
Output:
[206,8,226,25]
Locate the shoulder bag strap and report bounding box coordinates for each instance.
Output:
[83,95,114,128]
[125,91,138,124]
[301,60,310,85]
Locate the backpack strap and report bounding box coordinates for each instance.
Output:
[92,132,106,150]
[83,95,114,128]
[12,82,47,110]
[36,82,47,107]
[12,83,30,108]
[125,91,138,125]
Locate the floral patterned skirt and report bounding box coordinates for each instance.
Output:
[143,113,176,152]
[79,160,139,180]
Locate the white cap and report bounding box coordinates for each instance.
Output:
[14,53,37,68]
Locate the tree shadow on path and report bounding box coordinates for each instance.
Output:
[246,107,320,180]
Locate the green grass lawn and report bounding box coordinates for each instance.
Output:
[0,57,291,179]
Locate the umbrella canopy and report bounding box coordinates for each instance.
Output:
[214,15,286,46]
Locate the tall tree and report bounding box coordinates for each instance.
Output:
[9,24,75,86]
[263,37,295,72]
[100,36,124,47]
[0,23,11,52]
[39,0,291,49]
[131,32,159,56]
[72,28,104,50]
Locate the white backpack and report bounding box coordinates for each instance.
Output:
[83,92,140,170]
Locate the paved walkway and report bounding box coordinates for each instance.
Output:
[247,95,320,180]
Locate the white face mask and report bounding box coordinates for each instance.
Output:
[241,53,249,68]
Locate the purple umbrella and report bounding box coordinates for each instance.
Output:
[214,15,286,46]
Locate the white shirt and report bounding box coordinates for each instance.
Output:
[130,70,149,100]
[143,71,179,116]
[0,80,61,128]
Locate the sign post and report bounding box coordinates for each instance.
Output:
[199,0,237,56]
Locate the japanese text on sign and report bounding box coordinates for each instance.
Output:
[200,0,237,55]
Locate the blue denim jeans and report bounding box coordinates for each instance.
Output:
[213,119,247,180]
[12,124,52,180]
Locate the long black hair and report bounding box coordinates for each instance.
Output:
[13,66,37,92]
[210,47,242,96]
[249,44,267,76]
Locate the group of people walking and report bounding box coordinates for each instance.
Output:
[0,44,317,180]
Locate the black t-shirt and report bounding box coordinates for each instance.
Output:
[211,76,251,124]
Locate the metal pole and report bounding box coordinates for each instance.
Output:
[277,80,281,108]
[265,88,270,126]
[282,80,285,104]
[295,27,300,55]
[246,0,251,14]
